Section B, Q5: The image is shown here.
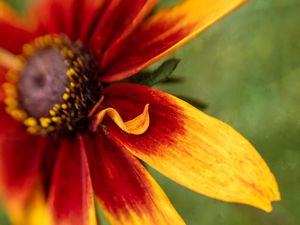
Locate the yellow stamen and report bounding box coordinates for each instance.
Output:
[92,104,150,135]
[24,117,38,127]
[0,48,22,70]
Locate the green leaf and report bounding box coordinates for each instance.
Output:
[175,95,207,110]
[126,58,181,86]
[160,76,184,84]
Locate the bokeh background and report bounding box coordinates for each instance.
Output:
[1,0,300,224]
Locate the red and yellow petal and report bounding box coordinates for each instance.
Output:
[0,1,34,53]
[0,107,43,205]
[0,104,52,224]
[88,0,158,62]
[101,0,245,82]
[5,184,53,225]
[100,83,280,212]
[48,136,97,225]
[83,132,185,225]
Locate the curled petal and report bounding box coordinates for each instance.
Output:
[48,136,97,225]
[102,83,280,212]
[83,132,185,225]
[101,0,245,82]
[90,103,150,135]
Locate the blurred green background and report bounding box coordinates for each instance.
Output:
[1,0,300,224]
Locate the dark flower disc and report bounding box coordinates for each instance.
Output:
[3,35,102,136]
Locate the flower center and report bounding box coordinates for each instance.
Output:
[3,35,101,136]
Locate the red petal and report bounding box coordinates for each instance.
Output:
[88,0,157,59]
[0,2,34,53]
[40,138,60,197]
[33,0,83,40]
[0,67,7,102]
[101,83,280,212]
[48,136,97,225]
[83,132,185,225]
[0,104,45,209]
[101,0,245,82]
[78,0,108,43]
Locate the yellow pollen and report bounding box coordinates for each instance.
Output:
[67,68,76,77]
[10,109,27,120]
[23,44,35,56]
[61,104,68,109]
[40,118,51,128]
[24,118,38,126]
[52,117,62,124]
[67,50,74,58]
[4,97,18,107]
[49,110,56,116]
[0,48,23,70]
[53,104,60,110]
[62,93,69,100]
[27,126,39,134]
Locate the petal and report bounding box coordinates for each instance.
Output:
[0,66,7,102]
[0,104,53,224]
[83,132,185,225]
[0,107,43,204]
[78,0,107,42]
[90,103,150,135]
[33,0,83,39]
[0,1,34,53]
[48,136,97,225]
[101,83,280,212]
[88,0,157,59]
[101,0,245,82]
[5,184,54,225]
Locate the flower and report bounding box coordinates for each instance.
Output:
[0,0,280,225]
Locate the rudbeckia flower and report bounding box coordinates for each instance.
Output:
[0,0,280,225]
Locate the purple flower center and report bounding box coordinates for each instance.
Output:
[4,35,102,136]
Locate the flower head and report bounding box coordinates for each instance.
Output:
[0,0,280,225]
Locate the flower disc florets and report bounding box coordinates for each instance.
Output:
[3,35,101,136]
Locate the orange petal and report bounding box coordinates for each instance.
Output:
[101,0,246,82]
[83,132,185,225]
[90,103,150,135]
[48,137,97,225]
[102,83,280,212]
